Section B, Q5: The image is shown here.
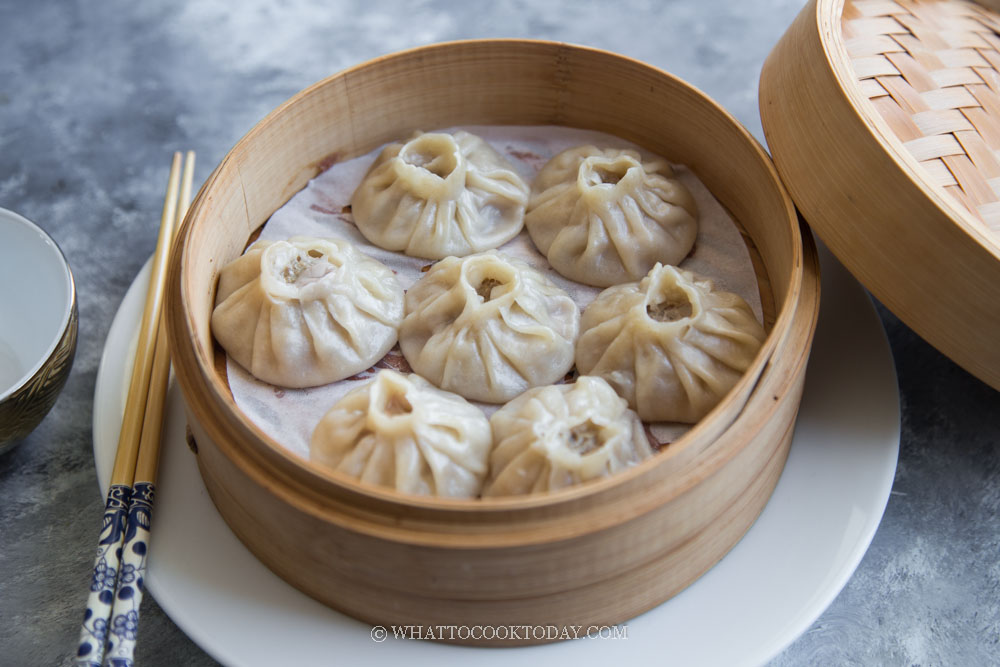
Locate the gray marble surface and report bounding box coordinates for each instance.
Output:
[1,0,998,665]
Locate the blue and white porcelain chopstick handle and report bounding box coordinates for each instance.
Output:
[103,482,155,667]
[76,484,132,667]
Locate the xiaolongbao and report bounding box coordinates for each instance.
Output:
[212,236,404,388]
[399,250,579,404]
[483,376,653,497]
[310,370,491,497]
[524,145,698,287]
[575,263,765,423]
[351,130,530,259]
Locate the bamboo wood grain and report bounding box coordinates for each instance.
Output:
[110,153,183,486]
[134,151,194,483]
[760,0,1000,390]
[165,41,821,644]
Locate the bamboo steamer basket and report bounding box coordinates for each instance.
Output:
[166,40,820,646]
[761,0,1000,390]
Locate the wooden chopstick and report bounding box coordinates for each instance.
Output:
[135,152,194,486]
[110,154,184,489]
[101,150,194,667]
[76,151,194,667]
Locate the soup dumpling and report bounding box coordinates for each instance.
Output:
[483,376,653,496]
[351,130,530,259]
[576,263,765,423]
[310,370,491,498]
[212,236,404,388]
[525,145,698,287]
[399,250,579,404]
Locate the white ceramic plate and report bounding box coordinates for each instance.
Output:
[93,241,899,667]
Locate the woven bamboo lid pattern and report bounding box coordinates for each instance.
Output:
[843,0,1000,235]
[760,0,1000,390]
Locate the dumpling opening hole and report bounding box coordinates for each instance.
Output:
[277,249,333,287]
[383,392,413,416]
[582,156,637,188]
[465,256,517,302]
[594,165,626,184]
[646,276,693,322]
[567,420,603,456]
[401,135,460,180]
[476,277,506,302]
[647,296,692,322]
[280,254,311,284]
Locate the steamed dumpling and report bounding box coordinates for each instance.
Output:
[212,236,404,388]
[524,145,698,287]
[483,376,653,497]
[576,263,765,423]
[399,250,579,404]
[351,130,530,259]
[310,370,491,497]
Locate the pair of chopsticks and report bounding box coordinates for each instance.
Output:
[76,152,195,667]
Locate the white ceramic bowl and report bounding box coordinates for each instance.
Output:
[0,207,77,453]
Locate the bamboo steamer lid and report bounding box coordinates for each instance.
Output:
[761,0,1000,390]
